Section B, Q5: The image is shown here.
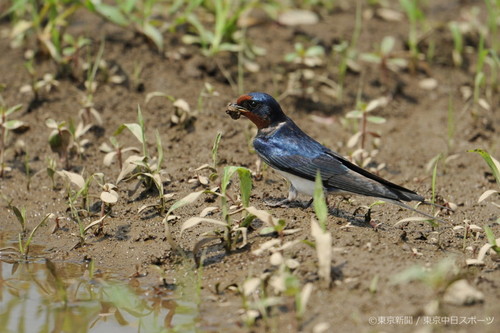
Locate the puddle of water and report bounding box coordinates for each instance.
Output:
[0,233,201,333]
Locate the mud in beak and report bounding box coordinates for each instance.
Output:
[225,103,249,120]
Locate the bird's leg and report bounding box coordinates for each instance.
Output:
[302,190,328,209]
[302,198,314,208]
[265,184,298,208]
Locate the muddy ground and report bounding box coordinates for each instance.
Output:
[0,1,499,332]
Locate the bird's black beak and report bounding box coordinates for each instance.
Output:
[226,103,249,120]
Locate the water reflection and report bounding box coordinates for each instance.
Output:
[0,238,199,333]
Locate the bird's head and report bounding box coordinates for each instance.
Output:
[226,92,287,129]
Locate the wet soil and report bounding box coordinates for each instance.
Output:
[1,1,499,332]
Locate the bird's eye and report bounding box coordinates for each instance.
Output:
[248,100,258,109]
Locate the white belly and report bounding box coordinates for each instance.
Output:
[276,170,316,196]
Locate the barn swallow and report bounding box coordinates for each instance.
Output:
[226,92,443,220]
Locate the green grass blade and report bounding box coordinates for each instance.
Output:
[469,149,500,185]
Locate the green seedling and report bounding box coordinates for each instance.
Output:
[83,0,164,51]
[399,0,425,72]
[453,220,483,251]
[162,189,207,255]
[193,131,223,183]
[469,149,500,209]
[85,182,119,236]
[360,36,408,83]
[99,136,140,170]
[197,82,219,112]
[6,0,81,67]
[145,92,196,128]
[115,105,148,158]
[186,132,230,199]
[241,277,279,327]
[46,156,58,189]
[484,0,499,53]
[331,0,362,102]
[345,96,387,166]
[285,43,325,67]
[332,41,350,102]
[7,205,51,259]
[21,56,58,105]
[211,132,222,173]
[177,165,253,262]
[46,118,91,164]
[428,153,443,206]
[369,274,379,294]
[466,225,500,265]
[181,0,249,56]
[448,22,464,67]
[240,250,312,327]
[115,106,167,213]
[58,170,93,215]
[246,206,296,239]
[472,35,488,115]
[354,200,386,226]
[17,213,51,259]
[186,166,252,250]
[391,257,461,297]
[46,119,72,169]
[68,119,92,158]
[469,149,500,185]
[57,170,118,242]
[130,61,145,92]
[62,33,91,75]
[20,64,60,103]
[281,43,326,100]
[10,204,28,234]
[0,87,24,177]
[484,226,500,254]
[80,39,105,126]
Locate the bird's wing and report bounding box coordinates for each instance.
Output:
[257,145,422,201]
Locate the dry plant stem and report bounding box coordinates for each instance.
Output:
[117,148,123,170]
[0,113,5,177]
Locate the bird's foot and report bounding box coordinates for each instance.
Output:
[265,198,313,209]
[265,198,292,208]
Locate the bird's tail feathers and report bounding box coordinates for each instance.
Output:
[384,199,448,224]
[419,200,451,211]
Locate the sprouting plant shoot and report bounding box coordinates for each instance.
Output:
[181,0,250,57]
[399,0,425,72]
[391,257,459,295]
[8,204,51,259]
[285,43,325,67]
[310,171,332,286]
[345,96,387,168]
[46,119,72,170]
[211,132,222,170]
[115,106,168,213]
[448,22,464,67]
[176,165,253,263]
[469,149,500,206]
[0,88,24,177]
[83,0,164,51]
[469,149,500,185]
[146,92,196,128]
[100,136,140,170]
[360,36,408,84]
